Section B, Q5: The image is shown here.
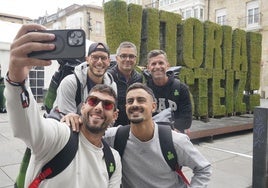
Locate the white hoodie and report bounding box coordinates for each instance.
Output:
[4,78,121,188]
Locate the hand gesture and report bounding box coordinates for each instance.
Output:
[8,24,55,83]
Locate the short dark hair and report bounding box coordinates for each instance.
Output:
[126,83,156,102]
[88,84,117,109]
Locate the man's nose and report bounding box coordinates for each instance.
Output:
[95,101,103,110]
[131,99,139,106]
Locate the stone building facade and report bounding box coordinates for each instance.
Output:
[1,0,267,100]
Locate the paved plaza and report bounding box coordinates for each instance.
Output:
[1,100,268,188]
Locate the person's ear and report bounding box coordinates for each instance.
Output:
[152,102,157,113]
[80,102,86,113]
[167,62,170,69]
[115,55,120,61]
[113,109,119,121]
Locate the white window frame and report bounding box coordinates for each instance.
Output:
[194,8,198,18]
[29,67,45,103]
[193,7,204,21]
[95,21,102,35]
[66,12,83,29]
[126,0,141,4]
[216,8,227,25]
[151,0,158,8]
[247,1,260,29]
[159,0,169,6]
[199,8,204,21]
[185,9,192,19]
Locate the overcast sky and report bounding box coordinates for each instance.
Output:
[0,0,102,19]
[0,0,103,42]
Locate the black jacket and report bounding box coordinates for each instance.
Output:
[108,65,143,126]
[146,71,192,132]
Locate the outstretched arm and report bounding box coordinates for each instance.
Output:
[5,24,64,152]
[8,24,55,82]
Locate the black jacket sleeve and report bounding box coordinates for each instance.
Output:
[173,83,192,132]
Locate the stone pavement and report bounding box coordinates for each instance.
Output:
[0,100,268,188]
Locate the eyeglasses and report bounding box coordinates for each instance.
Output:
[86,96,115,111]
[119,54,136,60]
[91,55,108,62]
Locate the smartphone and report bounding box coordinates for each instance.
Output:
[28,29,86,60]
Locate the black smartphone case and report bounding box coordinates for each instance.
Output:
[28,29,86,60]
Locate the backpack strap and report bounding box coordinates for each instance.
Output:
[158,125,190,186]
[158,125,178,171]
[114,125,177,167]
[102,139,116,179]
[29,129,79,188]
[113,124,189,185]
[74,74,81,106]
[114,125,130,157]
[14,147,31,188]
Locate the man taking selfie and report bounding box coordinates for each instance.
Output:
[5,24,122,188]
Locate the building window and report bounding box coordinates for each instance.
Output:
[126,0,141,4]
[151,0,158,8]
[159,0,169,6]
[66,12,83,29]
[29,67,44,103]
[217,15,226,25]
[194,8,198,18]
[193,8,204,21]
[200,8,204,20]
[95,21,102,35]
[247,1,260,29]
[248,8,259,24]
[181,11,185,19]
[216,8,227,25]
[185,9,192,19]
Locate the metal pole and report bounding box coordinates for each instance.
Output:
[252,106,268,188]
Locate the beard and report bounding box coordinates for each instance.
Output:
[129,117,144,124]
[89,65,106,78]
[82,113,109,134]
[127,106,144,124]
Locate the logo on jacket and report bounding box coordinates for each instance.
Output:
[174,89,179,96]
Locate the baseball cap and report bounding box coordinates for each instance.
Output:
[87,42,110,56]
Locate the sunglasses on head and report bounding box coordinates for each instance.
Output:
[86,96,115,111]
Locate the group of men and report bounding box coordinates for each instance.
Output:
[5,23,211,188]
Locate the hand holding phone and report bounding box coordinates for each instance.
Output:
[28,29,86,60]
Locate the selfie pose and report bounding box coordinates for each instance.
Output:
[63,83,212,188]
[5,24,121,188]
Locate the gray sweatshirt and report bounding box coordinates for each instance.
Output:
[104,124,211,188]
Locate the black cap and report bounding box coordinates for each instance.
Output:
[87,42,110,56]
